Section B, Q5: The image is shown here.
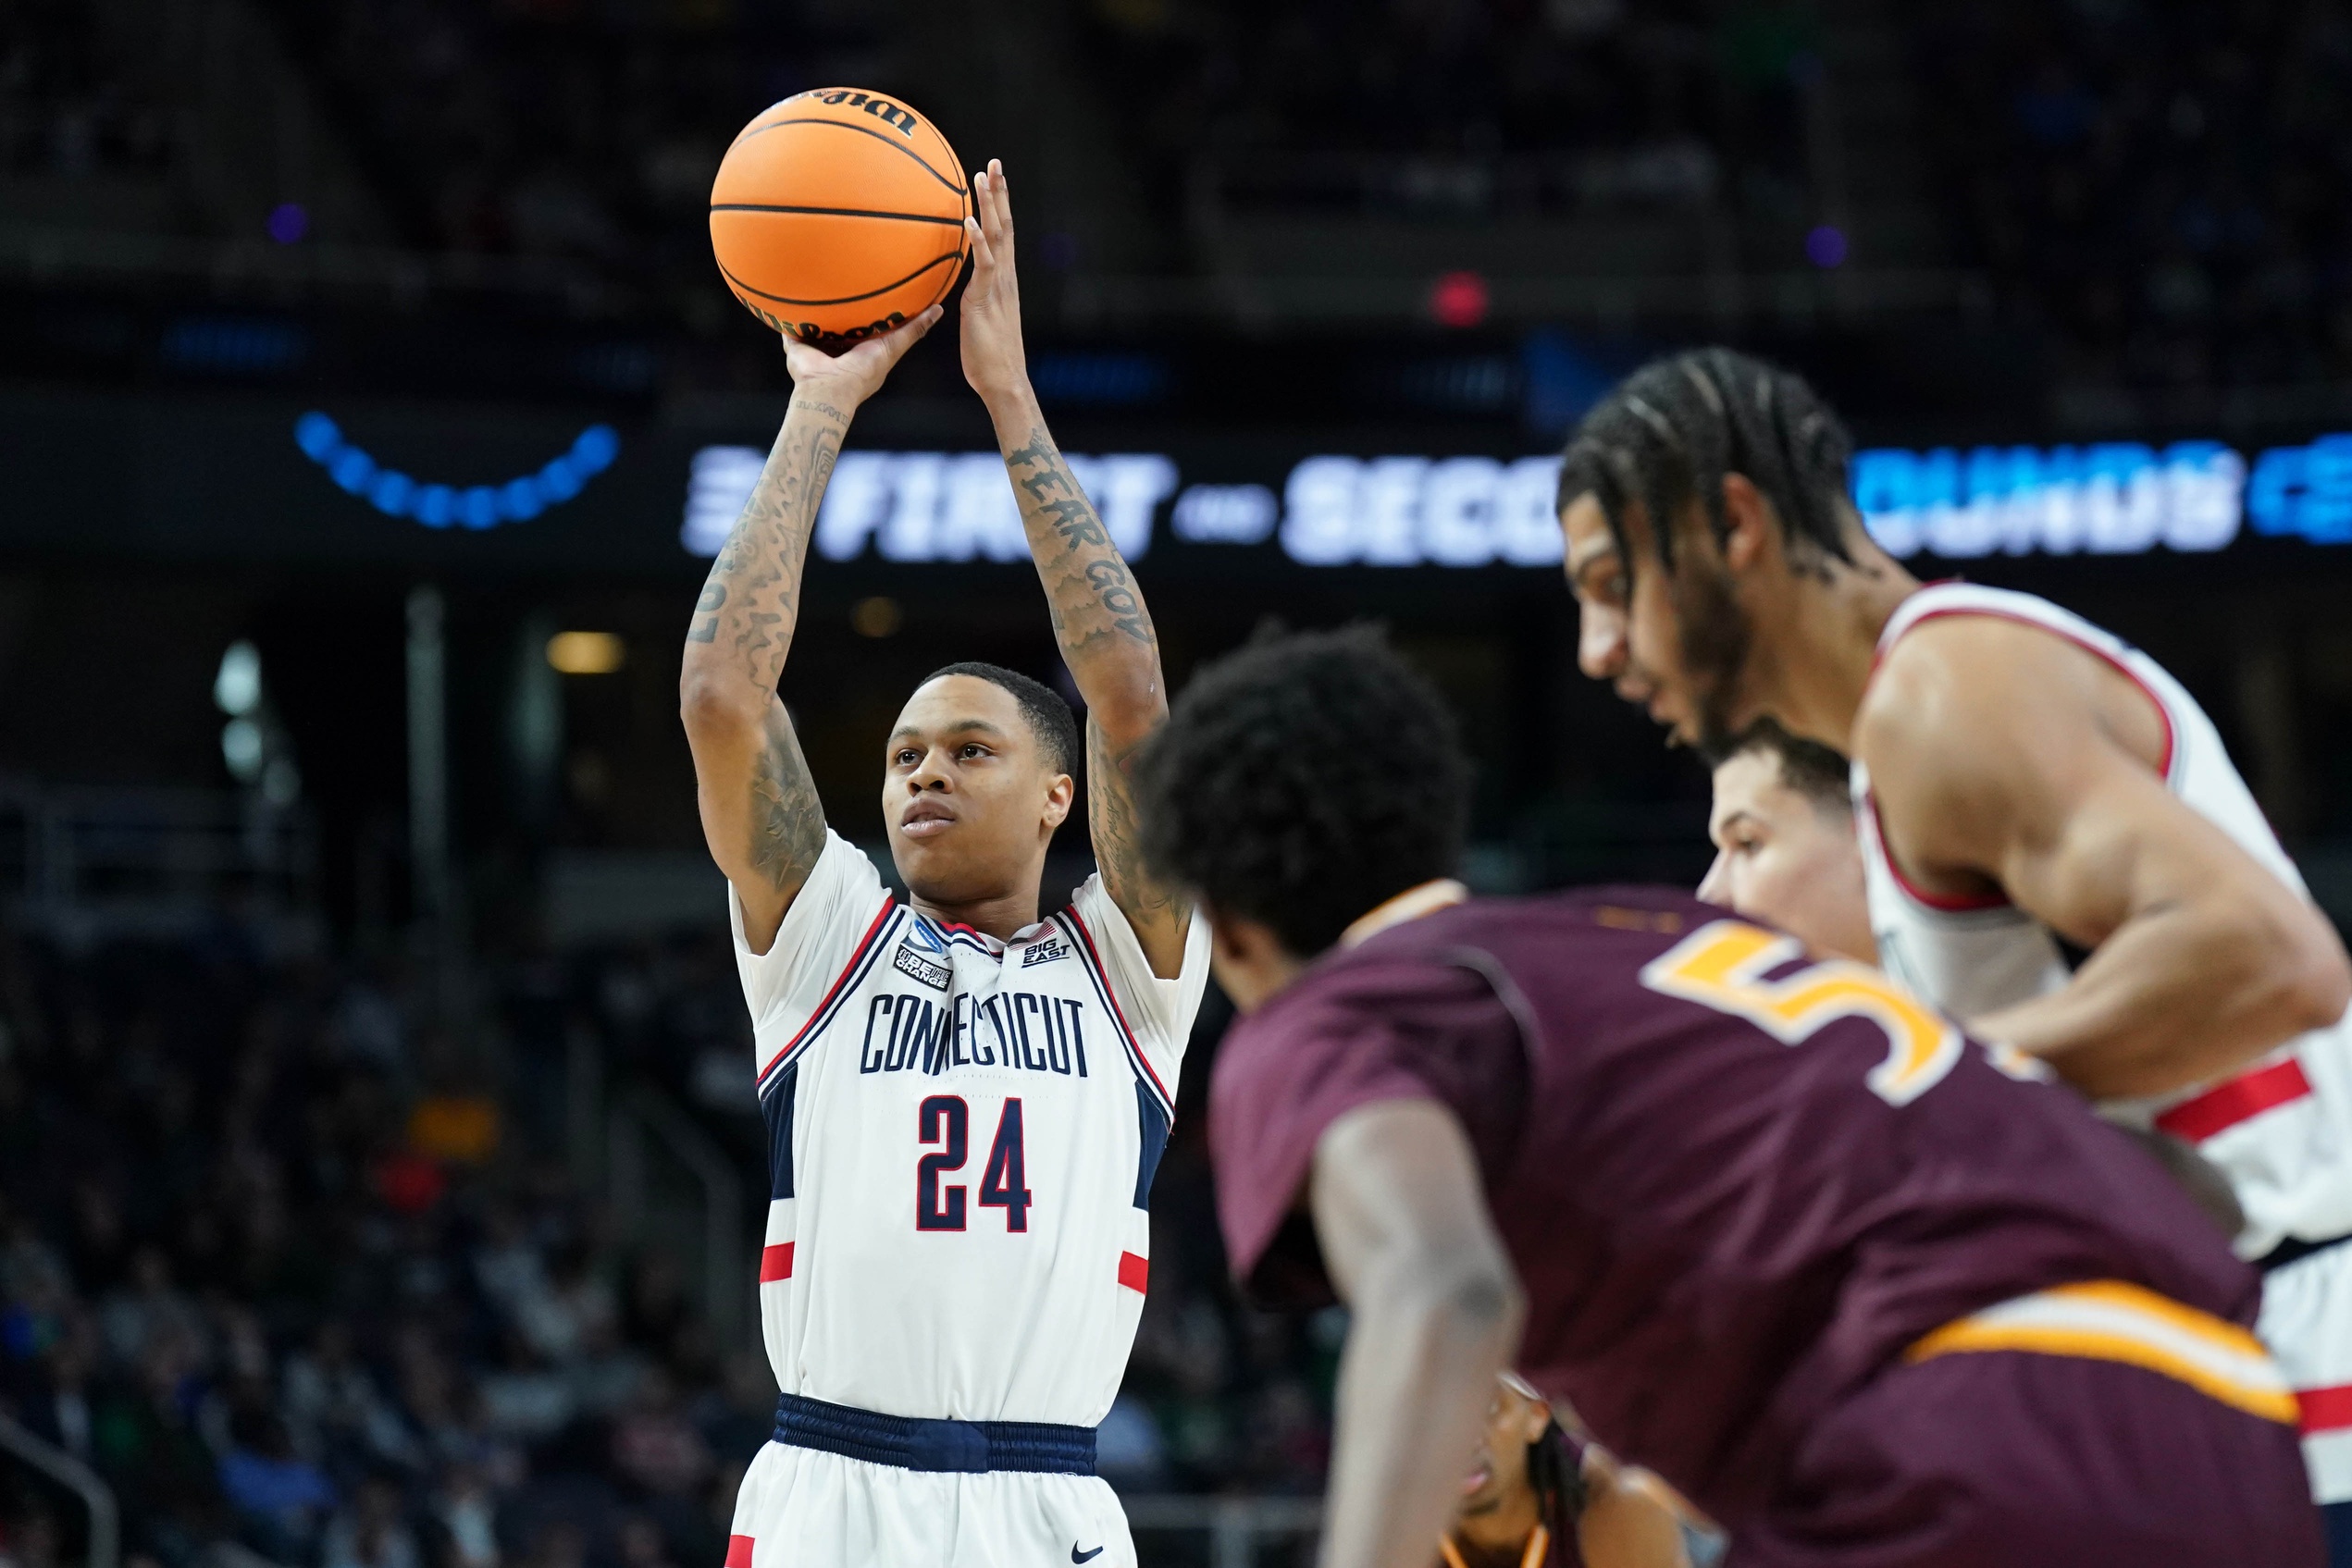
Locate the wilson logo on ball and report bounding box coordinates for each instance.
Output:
[709,88,970,343]
[792,89,918,137]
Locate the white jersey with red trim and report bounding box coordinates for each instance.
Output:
[730,828,1208,1427]
[1852,582,2352,1499]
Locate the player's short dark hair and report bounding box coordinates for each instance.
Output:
[922,661,1080,775]
[1707,717,1851,817]
[1556,347,1860,583]
[1135,626,1470,958]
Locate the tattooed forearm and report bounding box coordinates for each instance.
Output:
[687,409,843,695]
[681,396,852,907]
[1004,423,1155,654]
[1003,414,1191,965]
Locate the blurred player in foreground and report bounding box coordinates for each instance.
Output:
[1698,721,2244,1235]
[1140,626,2318,1568]
[1443,1372,1714,1568]
[1695,720,1873,965]
[678,163,1206,1567]
[1558,349,2352,1550]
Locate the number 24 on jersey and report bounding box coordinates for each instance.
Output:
[915,1095,1034,1232]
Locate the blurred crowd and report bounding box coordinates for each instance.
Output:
[253,0,894,316]
[1910,0,2352,389]
[23,0,2352,397]
[1080,0,1811,218]
[0,915,1331,1568]
[0,0,174,179]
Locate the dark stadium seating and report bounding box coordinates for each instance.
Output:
[0,921,1328,1568]
[1906,0,2352,389]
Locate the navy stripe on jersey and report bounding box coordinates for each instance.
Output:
[763,1061,798,1201]
[1057,907,1173,1119]
[1133,1078,1170,1211]
[757,901,903,1099]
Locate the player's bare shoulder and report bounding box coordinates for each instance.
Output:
[1851,612,2086,885]
[1860,611,2165,791]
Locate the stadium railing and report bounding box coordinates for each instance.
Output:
[0,1411,119,1568]
[606,1080,751,1351]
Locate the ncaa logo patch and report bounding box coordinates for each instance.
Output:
[1021,938,1068,969]
[893,945,951,991]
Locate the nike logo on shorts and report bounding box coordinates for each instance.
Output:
[1071,1548,1103,1563]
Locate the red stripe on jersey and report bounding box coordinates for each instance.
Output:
[2155,1058,2313,1143]
[2297,1384,2352,1434]
[1872,602,2178,782]
[1064,907,1171,1108]
[1117,1251,1149,1293]
[757,896,895,1086]
[759,1242,795,1282]
[725,1537,755,1568]
[1865,795,2007,912]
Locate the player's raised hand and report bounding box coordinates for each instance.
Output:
[959,160,1030,408]
[779,304,942,411]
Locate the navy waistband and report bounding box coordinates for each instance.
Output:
[771,1392,1096,1475]
[2257,1228,2352,1275]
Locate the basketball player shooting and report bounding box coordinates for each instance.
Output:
[1138,626,2318,1567]
[1558,349,2352,1550]
[678,160,1207,1568]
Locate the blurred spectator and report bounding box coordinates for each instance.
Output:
[0,1504,64,1568]
[216,1401,336,1562]
[431,1464,501,1568]
[608,1371,711,1500]
[320,1475,418,1568]
[99,1250,204,1372]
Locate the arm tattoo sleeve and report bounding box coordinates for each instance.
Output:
[1087,719,1178,921]
[690,404,845,691]
[1002,423,1155,656]
[682,400,848,891]
[1004,419,1188,943]
[749,715,826,892]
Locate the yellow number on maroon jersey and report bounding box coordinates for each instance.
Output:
[1639,920,1962,1106]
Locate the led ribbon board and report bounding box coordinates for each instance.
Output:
[683,436,2352,566]
[1853,435,2352,559]
[296,413,619,529]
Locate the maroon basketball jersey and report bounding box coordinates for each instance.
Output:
[1210,887,2259,1527]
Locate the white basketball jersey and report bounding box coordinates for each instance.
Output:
[1853,582,2352,1259]
[729,830,1210,1425]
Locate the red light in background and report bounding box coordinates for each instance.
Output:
[1429,270,1491,328]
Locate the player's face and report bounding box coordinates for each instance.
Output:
[1457,1378,1553,1521]
[1562,492,1755,749]
[1699,750,1876,964]
[882,675,1072,905]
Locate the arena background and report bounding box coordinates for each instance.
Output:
[5,1,2352,1564]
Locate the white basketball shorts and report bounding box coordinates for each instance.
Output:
[725,1438,1138,1568]
[2259,1237,2352,1503]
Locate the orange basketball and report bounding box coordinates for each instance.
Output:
[709,89,972,346]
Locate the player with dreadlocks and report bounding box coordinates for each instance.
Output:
[1557,346,2352,1555]
[1150,624,2315,1567]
